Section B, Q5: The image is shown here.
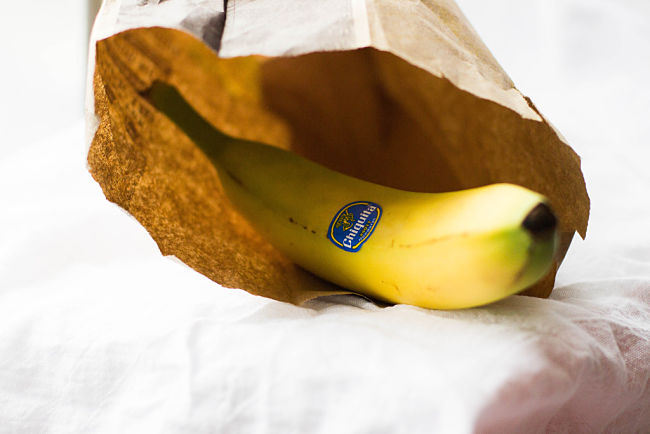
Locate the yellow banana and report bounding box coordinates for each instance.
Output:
[143,82,558,309]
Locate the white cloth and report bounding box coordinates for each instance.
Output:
[1,0,649,432]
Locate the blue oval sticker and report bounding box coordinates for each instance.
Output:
[328,201,382,252]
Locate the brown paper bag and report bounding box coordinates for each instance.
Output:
[85,0,589,305]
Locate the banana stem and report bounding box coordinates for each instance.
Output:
[142,81,234,161]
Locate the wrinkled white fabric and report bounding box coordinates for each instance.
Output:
[1,0,650,432]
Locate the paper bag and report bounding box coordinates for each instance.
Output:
[86,0,589,304]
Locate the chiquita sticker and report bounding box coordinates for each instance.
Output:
[328,201,382,252]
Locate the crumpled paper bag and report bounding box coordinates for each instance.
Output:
[86,0,589,304]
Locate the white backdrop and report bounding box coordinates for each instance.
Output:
[1,1,649,433]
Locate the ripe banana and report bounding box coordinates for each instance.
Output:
[143,82,558,309]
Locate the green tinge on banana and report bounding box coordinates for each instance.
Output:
[143,82,559,310]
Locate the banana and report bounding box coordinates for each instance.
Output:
[143,82,558,309]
